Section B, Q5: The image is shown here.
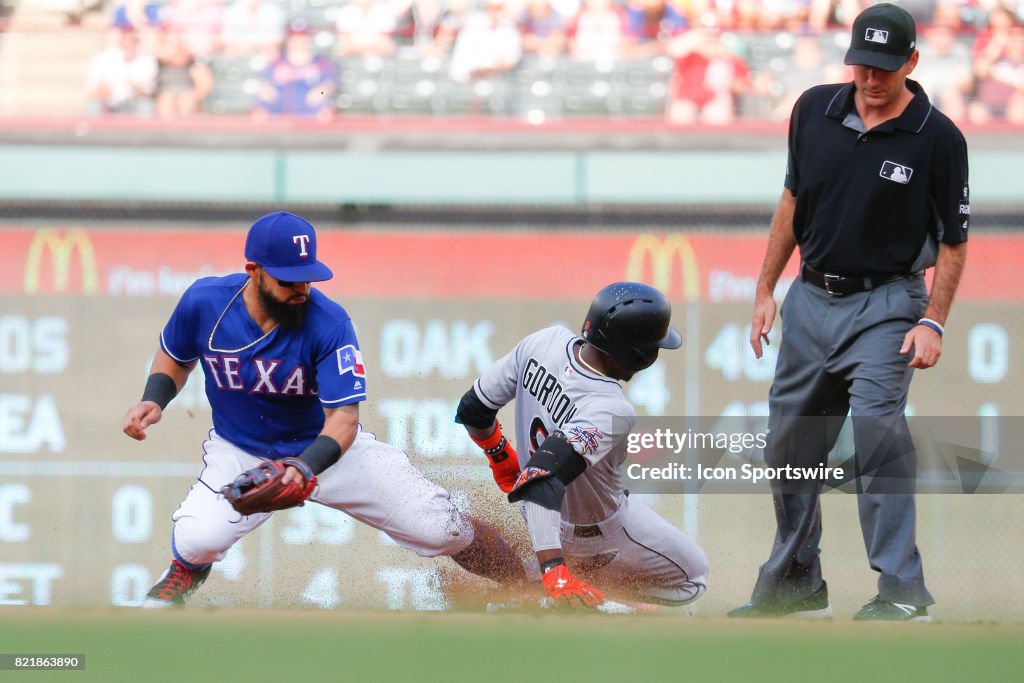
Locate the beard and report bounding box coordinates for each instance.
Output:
[256,279,309,331]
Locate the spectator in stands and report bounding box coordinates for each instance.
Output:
[110,0,163,53]
[336,0,398,58]
[895,0,942,25]
[519,0,569,57]
[221,0,286,58]
[682,0,741,30]
[254,26,337,121]
[163,0,224,58]
[111,0,163,32]
[915,22,972,122]
[85,28,158,116]
[756,0,815,30]
[623,0,687,58]
[667,27,751,124]
[571,0,627,62]
[805,0,868,29]
[973,4,1018,69]
[969,23,1024,123]
[154,27,203,117]
[60,0,106,25]
[764,33,846,120]
[448,0,522,81]
[392,0,461,58]
[161,0,224,105]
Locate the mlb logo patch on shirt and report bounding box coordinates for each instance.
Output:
[337,344,366,377]
[865,27,888,44]
[880,161,913,184]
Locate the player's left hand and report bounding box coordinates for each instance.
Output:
[221,458,317,516]
[900,324,942,369]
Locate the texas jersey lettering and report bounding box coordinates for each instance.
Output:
[160,273,365,459]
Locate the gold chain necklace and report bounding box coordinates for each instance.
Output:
[207,281,278,354]
[576,344,607,377]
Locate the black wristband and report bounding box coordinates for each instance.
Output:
[540,557,565,575]
[297,435,342,475]
[141,373,178,410]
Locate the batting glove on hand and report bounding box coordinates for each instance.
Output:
[470,422,521,493]
[541,562,605,608]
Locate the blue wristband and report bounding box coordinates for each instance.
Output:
[917,320,943,337]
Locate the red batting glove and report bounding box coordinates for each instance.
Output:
[471,422,521,493]
[541,563,605,608]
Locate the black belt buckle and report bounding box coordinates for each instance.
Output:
[823,273,846,297]
[574,524,602,538]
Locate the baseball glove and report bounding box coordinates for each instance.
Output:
[221,458,317,516]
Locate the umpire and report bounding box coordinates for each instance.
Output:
[730,4,968,622]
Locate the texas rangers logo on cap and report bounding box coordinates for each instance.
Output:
[292,234,311,257]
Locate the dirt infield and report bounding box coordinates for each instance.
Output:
[2,607,1022,683]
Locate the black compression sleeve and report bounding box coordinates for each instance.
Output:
[296,435,342,475]
[141,373,178,410]
[454,388,499,428]
[512,477,566,511]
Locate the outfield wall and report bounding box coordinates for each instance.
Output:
[0,144,1022,205]
[1,225,1022,620]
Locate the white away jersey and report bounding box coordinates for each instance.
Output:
[473,326,635,523]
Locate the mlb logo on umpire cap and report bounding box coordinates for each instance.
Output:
[244,211,334,282]
[865,28,888,44]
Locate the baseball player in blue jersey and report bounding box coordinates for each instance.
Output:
[123,211,524,607]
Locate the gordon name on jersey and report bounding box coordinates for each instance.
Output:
[474,326,636,520]
[521,356,579,429]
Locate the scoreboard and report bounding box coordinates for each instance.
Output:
[1,226,1022,609]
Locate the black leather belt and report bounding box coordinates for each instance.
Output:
[802,265,913,297]
[574,524,602,538]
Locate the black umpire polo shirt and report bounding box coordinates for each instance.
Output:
[785,79,970,276]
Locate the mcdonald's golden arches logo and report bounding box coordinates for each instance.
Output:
[24,229,99,295]
[625,234,700,301]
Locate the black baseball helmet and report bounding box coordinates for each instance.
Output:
[581,282,682,372]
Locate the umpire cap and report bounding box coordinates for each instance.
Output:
[245,211,334,283]
[581,282,682,372]
[844,3,917,72]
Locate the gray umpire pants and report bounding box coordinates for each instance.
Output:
[750,273,935,608]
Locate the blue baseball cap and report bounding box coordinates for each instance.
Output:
[244,211,333,282]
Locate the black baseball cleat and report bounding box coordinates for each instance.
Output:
[853,595,932,622]
[728,582,832,619]
[142,560,211,608]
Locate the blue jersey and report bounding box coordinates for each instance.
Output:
[159,273,366,459]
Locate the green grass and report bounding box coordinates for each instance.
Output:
[2,608,1022,683]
